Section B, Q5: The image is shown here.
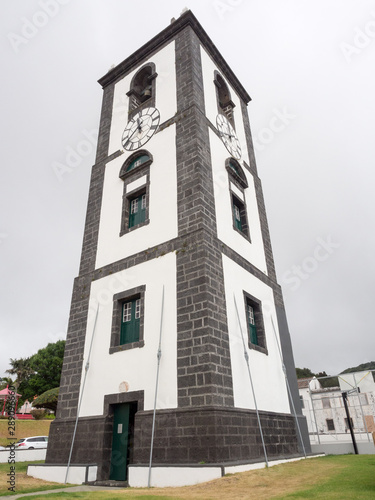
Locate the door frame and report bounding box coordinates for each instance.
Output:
[102,391,144,481]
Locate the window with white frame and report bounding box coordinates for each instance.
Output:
[119,151,152,236]
[110,286,146,354]
[243,291,267,355]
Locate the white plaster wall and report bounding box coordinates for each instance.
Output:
[222,254,290,413]
[200,45,267,274]
[128,466,222,488]
[210,128,268,274]
[129,456,316,487]
[0,448,46,463]
[126,175,147,193]
[312,433,373,443]
[79,253,177,417]
[224,456,309,474]
[200,46,250,166]
[95,124,177,269]
[312,442,375,455]
[27,465,97,484]
[108,41,177,157]
[299,386,319,434]
[301,386,375,436]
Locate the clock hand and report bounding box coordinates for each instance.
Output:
[123,125,139,147]
[226,123,233,140]
[221,131,234,139]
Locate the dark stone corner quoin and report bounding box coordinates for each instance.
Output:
[44,9,310,478]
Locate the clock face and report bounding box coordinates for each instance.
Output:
[121,107,160,151]
[216,114,241,159]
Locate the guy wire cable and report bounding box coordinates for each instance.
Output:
[234,294,268,468]
[65,303,100,484]
[148,285,165,488]
[270,315,307,458]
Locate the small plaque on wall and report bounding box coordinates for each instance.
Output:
[119,381,129,393]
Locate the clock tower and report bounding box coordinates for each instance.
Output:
[39,10,310,487]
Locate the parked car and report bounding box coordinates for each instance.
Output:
[15,436,48,449]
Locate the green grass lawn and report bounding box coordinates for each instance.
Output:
[0,419,52,447]
[0,461,71,496]
[273,454,375,499]
[10,455,374,500]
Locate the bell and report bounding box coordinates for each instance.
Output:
[143,88,152,97]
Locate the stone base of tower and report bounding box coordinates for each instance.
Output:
[133,407,300,464]
[42,405,306,485]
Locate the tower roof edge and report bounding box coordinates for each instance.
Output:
[98,10,251,104]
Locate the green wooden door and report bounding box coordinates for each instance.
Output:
[110,404,130,481]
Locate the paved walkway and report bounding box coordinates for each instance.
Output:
[0,485,123,499]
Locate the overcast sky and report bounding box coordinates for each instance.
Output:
[1,0,374,381]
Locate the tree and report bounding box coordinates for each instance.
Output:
[296,367,315,379]
[32,388,59,414]
[0,377,15,391]
[341,361,375,374]
[17,340,65,403]
[5,358,34,389]
[316,371,339,388]
[295,367,339,388]
[296,362,375,387]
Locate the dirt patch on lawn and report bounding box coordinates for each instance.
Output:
[136,458,342,500]
[0,463,62,496]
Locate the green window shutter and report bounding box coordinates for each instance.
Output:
[139,194,146,224]
[247,303,259,345]
[129,194,146,228]
[120,299,140,344]
[129,198,138,228]
[233,203,242,231]
[249,323,258,345]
